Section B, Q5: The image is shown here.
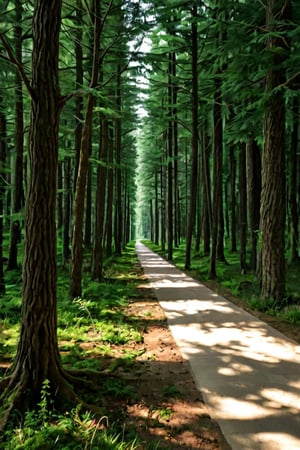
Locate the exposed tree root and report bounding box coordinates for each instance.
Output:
[0,366,107,432]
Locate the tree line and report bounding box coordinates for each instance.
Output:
[137,0,300,303]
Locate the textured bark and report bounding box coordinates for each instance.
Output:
[260,0,291,301]
[0,1,69,426]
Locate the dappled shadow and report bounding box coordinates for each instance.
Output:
[136,242,300,450]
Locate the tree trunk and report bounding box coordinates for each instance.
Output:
[260,0,291,301]
[63,157,71,265]
[57,160,63,229]
[229,145,237,252]
[167,52,174,261]
[70,0,101,298]
[92,117,108,281]
[185,5,198,270]
[105,124,114,257]
[239,144,247,273]
[0,100,6,294]
[74,0,83,188]
[115,71,123,255]
[0,0,66,425]
[289,97,299,262]
[209,76,223,278]
[246,137,261,271]
[202,127,211,256]
[7,0,24,271]
[160,162,166,253]
[154,171,159,245]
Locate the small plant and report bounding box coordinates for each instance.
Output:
[163,385,181,398]
[103,378,137,399]
[158,407,173,421]
[73,297,96,331]
[281,306,300,324]
[247,295,277,313]
[37,379,53,425]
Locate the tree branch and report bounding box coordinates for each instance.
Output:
[0,32,33,97]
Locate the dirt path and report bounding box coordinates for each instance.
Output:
[120,291,230,449]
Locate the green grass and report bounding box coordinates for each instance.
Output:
[0,242,156,449]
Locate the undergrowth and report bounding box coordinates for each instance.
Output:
[0,242,161,449]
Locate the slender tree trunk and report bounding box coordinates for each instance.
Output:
[57,161,63,229]
[202,127,211,256]
[105,124,114,257]
[209,76,223,278]
[84,161,92,249]
[239,144,247,273]
[0,101,6,294]
[63,157,71,265]
[160,162,166,253]
[70,0,101,298]
[92,117,108,280]
[246,137,261,271]
[185,5,198,270]
[289,97,299,261]
[155,171,159,245]
[260,0,291,301]
[229,145,237,252]
[7,0,24,271]
[115,70,122,255]
[74,0,83,188]
[167,51,174,261]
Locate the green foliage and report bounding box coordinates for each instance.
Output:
[0,244,150,448]
[3,402,141,450]
[163,385,181,398]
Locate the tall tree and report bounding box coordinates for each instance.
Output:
[0,93,6,294]
[185,4,198,270]
[0,0,73,429]
[7,0,24,270]
[70,0,102,298]
[260,0,291,301]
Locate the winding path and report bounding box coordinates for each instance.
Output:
[136,242,300,450]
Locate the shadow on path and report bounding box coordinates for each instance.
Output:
[136,242,300,450]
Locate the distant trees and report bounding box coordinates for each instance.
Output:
[137,0,300,304]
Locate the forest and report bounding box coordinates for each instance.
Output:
[0,0,300,448]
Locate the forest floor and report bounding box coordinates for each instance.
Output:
[2,259,300,449]
[105,283,231,449]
